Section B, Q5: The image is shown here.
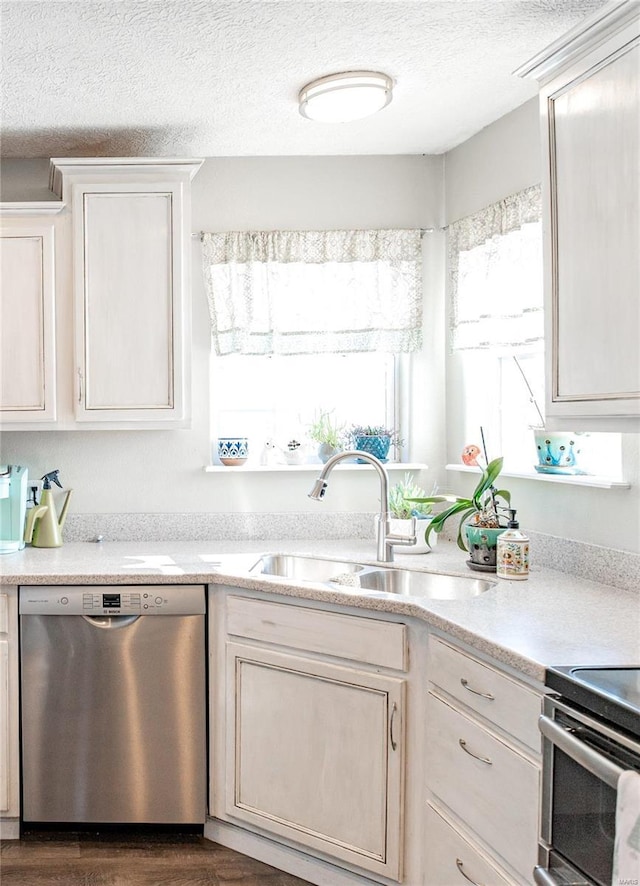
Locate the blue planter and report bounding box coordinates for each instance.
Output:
[534,430,585,474]
[354,435,391,462]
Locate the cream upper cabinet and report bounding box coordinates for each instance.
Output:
[0,204,63,424]
[518,3,640,431]
[50,157,202,427]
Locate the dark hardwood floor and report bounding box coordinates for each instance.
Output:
[0,829,314,885]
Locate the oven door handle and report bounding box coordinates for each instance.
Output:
[539,714,624,789]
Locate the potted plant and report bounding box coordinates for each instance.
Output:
[348,425,404,463]
[512,357,587,474]
[388,473,436,554]
[308,411,344,463]
[409,456,511,571]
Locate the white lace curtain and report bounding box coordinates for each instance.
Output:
[449,185,543,351]
[201,228,423,355]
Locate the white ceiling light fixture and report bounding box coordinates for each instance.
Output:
[298,71,393,123]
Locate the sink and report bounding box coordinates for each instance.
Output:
[356,569,493,599]
[251,554,494,599]
[253,554,366,584]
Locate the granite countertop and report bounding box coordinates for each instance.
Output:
[2,538,639,682]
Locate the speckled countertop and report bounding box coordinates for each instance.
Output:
[2,539,639,682]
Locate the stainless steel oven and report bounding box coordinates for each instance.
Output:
[535,667,640,886]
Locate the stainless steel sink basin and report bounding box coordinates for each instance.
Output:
[253,554,366,584]
[251,554,494,599]
[357,569,493,599]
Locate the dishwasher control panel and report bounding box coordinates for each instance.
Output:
[19,585,206,615]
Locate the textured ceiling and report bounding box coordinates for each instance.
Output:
[1,0,608,158]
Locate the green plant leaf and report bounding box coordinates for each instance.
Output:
[424,499,474,544]
[455,507,477,550]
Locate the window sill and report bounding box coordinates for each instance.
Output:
[445,464,629,490]
[205,462,428,474]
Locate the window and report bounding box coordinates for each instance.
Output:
[449,186,545,472]
[212,352,396,461]
[201,229,423,465]
[449,186,622,478]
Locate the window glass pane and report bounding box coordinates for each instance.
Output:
[500,352,546,471]
[211,353,395,464]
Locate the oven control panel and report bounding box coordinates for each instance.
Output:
[19,585,206,616]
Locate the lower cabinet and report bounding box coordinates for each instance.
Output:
[209,591,543,885]
[220,595,407,881]
[0,587,19,832]
[425,635,542,885]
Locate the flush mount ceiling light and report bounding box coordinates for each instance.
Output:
[298,71,393,123]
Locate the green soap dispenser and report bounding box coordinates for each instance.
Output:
[24,470,73,548]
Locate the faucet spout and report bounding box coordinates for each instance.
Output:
[307,450,416,562]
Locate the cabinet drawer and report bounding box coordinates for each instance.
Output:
[425,804,514,886]
[429,637,541,751]
[426,693,539,881]
[226,596,407,671]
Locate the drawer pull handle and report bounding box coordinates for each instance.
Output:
[460,678,494,700]
[458,738,492,765]
[390,702,398,751]
[456,858,484,886]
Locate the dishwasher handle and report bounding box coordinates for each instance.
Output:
[82,614,141,629]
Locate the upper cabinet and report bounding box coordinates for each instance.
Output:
[0,203,63,424]
[517,1,640,431]
[0,158,202,431]
[50,158,202,428]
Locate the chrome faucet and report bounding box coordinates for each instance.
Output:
[308,450,417,563]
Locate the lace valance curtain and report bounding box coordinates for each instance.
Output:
[201,228,423,356]
[449,185,543,351]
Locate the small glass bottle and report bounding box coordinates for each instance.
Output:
[496,509,529,580]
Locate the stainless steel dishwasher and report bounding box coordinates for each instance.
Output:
[20,584,206,824]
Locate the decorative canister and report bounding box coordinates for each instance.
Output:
[496,510,529,580]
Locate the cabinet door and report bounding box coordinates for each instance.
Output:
[0,220,57,423]
[540,17,640,429]
[71,183,188,425]
[226,642,405,880]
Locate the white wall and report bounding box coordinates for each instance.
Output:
[444,99,640,554]
[0,155,446,516]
